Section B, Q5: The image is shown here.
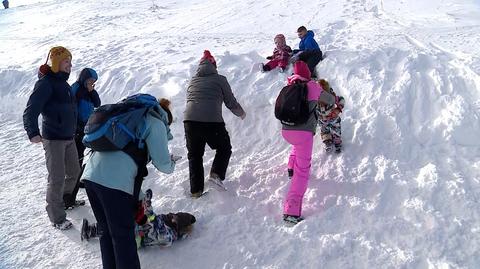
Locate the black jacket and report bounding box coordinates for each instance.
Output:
[23,71,77,140]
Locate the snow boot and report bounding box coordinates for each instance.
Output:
[144,189,154,218]
[208,173,227,191]
[287,169,293,179]
[190,191,208,198]
[53,219,73,230]
[65,199,85,210]
[334,143,342,153]
[283,214,304,225]
[81,218,99,241]
[324,140,334,153]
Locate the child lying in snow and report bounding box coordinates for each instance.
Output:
[81,189,196,248]
[316,79,345,153]
[261,34,292,73]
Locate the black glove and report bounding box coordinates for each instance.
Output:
[266,56,273,60]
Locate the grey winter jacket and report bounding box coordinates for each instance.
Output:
[184,60,245,122]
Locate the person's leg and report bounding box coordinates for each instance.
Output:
[281,131,313,217]
[63,140,81,207]
[286,145,297,171]
[206,123,232,181]
[75,132,86,167]
[278,59,289,70]
[84,181,116,269]
[331,118,342,149]
[43,139,67,224]
[285,138,297,179]
[304,51,322,78]
[97,184,139,269]
[184,122,207,194]
[265,59,280,70]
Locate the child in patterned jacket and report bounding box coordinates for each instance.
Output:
[317,79,345,153]
[81,189,196,248]
[261,34,292,72]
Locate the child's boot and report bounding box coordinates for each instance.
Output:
[81,219,99,241]
[324,140,333,153]
[144,189,154,218]
[334,143,342,153]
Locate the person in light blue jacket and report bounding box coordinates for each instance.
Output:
[81,99,176,269]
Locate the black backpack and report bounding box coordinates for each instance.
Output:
[274,82,312,126]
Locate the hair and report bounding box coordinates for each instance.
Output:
[158,98,173,125]
[297,26,307,32]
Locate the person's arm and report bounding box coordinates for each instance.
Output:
[221,77,246,119]
[23,79,52,140]
[144,116,175,174]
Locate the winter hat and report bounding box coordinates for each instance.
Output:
[86,68,98,80]
[274,34,286,47]
[159,98,173,125]
[78,68,98,84]
[200,50,216,67]
[293,61,311,80]
[318,79,330,91]
[49,46,72,73]
[162,212,196,236]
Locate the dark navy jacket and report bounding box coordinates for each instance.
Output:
[23,71,77,140]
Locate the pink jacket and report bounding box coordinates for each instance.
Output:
[270,45,292,62]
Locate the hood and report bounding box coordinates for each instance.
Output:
[195,60,218,77]
[303,30,315,40]
[149,106,173,141]
[77,68,98,86]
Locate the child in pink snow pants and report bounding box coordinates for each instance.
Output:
[281,61,322,224]
[262,34,292,72]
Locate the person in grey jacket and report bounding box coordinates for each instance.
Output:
[184,50,246,197]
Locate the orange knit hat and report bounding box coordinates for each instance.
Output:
[49,46,72,73]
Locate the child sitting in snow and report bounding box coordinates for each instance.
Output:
[261,34,292,73]
[317,79,345,153]
[81,189,196,248]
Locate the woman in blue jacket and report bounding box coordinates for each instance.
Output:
[81,101,176,269]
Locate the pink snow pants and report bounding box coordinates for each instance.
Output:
[281,129,314,217]
[266,58,289,70]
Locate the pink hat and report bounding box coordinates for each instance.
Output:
[200,50,216,67]
[293,61,311,80]
[274,34,286,47]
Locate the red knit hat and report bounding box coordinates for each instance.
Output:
[293,61,311,80]
[200,50,216,67]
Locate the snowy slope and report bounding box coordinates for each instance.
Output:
[1,0,480,268]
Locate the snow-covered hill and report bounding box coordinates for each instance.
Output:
[1,0,480,268]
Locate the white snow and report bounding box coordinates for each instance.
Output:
[1,0,480,268]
